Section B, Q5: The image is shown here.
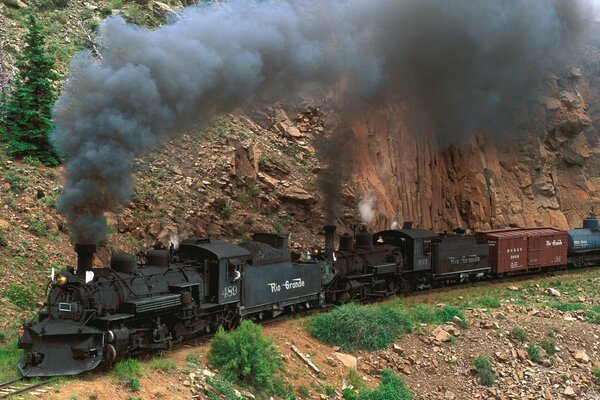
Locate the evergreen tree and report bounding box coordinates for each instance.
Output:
[0,13,59,165]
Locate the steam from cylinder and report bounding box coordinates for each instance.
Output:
[52,0,592,243]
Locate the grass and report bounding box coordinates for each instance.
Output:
[344,369,413,400]
[473,355,495,386]
[553,302,587,312]
[3,283,35,309]
[151,357,177,373]
[185,352,201,368]
[510,327,528,342]
[307,303,413,351]
[114,358,143,381]
[308,301,464,352]
[475,295,501,309]
[0,339,22,381]
[594,367,600,386]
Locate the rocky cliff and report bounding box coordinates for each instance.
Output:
[341,39,600,233]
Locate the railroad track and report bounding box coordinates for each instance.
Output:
[0,377,50,399]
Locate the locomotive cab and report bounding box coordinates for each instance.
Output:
[178,238,250,305]
[374,229,439,271]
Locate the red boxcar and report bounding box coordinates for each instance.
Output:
[477,228,567,275]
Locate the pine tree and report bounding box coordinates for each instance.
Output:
[0,13,59,166]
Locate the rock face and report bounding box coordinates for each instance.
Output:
[344,66,600,232]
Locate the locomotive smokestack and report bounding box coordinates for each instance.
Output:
[324,225,336,256]
[75,244,96,277]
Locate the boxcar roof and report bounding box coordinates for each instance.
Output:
[480,227,565,239]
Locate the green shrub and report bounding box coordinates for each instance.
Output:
[208,320,282,391]
[0,333,5,341]
[473,355,495,386]
[129,378,140,391]
[151,357,176,372]
[307,303,413,351]
[510,327,528,342]
[4,283,35,309]
[476,295,500,309]
[323,384,336,396]
[298,385,310,397]
[527,345,541,362]
[594,367,600,386]
[359,370,413,400]
[114,358,143,380]
[539,339,556,357]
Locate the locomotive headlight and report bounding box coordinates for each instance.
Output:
[311,247,320,255]
[56,274,68,285]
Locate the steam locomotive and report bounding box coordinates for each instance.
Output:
[17,217,600,377]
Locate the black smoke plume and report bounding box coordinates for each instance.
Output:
[53,0,591,243]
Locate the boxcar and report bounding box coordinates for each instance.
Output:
[478,228,567,275]
[431,235,490,280]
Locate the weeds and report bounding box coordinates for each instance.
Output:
[151,357,177,373]
[186,352,201,368]
[473,355,495,386]
[594,367,600,386]
[0,339,22,381]
[510,327,528,343]
[527,345,542,363]
[129,378,140,391]
[539,339,556,357]
[114,358,143,381]
[343,369,413,400]
[476,295,501,309]
[3,283,35,309]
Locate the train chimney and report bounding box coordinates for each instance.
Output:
[75,244,96,277]
[324,225,336,256]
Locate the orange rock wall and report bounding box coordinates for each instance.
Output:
[348,88,600,232]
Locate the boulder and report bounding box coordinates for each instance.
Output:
[434,330,451,343]
[547,288,561,297]
[334,352,357,369]
[574,350,589,363]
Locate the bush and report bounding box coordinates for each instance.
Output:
[527,345,541,363]
[473,355,495,386]
[114,358,143,380]
[539,339,556,357]
[358,370,413,400]
[594,367,600,386]
[510,327,528,342]
[4,284,35,309]
[208,320,282,391]
[129,378,140,391]
[307,303,413,351]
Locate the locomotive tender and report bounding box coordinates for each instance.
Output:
[17,217,600,377]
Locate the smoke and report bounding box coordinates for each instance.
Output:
[52,0,591,243]
[358,191,376,225]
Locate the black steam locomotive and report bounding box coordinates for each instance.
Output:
[17,218,597,377]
